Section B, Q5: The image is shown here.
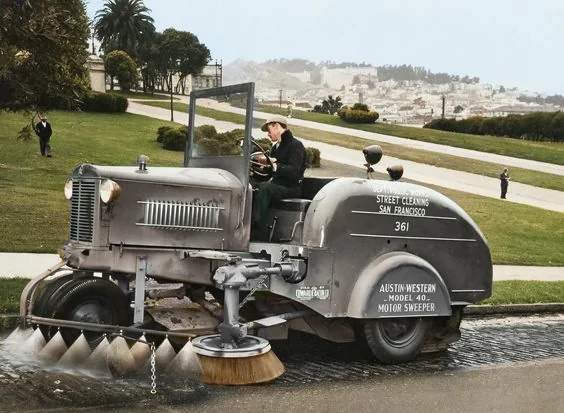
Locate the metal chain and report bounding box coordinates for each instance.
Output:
[239,273,269,309]
[150,342,157,395]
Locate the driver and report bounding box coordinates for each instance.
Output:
[252,115,307,241]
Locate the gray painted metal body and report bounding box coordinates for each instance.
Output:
[56,82,491,329]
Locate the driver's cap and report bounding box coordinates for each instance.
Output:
[260,115,288,131]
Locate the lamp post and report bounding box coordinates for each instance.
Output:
[170,70,174,122]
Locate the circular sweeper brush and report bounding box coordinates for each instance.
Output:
[192,334,285,385]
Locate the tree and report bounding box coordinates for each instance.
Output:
[454,105,465,114]
[157,28,210,93]
[312,95,342,115]
[105,50,138,92]
[0,0,90,139]
[94,0,155,58]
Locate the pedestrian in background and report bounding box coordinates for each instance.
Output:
[500,167,510,199]
[33,113,53,157]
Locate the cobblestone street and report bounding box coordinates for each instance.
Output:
[0,314,563,411]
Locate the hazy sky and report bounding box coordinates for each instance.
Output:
[86,0,564,94]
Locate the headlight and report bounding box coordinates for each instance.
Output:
[64,179,73,200]
[100,179,121,203]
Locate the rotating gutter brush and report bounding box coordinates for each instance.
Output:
[191,258,299,385]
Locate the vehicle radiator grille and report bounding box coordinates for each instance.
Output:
[69,180,96,242]
[137,200,224,232]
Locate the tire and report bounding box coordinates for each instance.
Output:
[35,277,131,347]
[364,317,429,364]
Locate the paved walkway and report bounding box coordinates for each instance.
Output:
[127,101,564,213]
[173,96,564,177]
[1,253,563,281]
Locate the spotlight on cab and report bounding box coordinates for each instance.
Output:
[386,165,404,181]
[362,145,383,179]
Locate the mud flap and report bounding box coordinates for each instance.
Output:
[347,252,451,318]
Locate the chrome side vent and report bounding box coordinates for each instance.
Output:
[137,200,223,232]
[69,180,96,242]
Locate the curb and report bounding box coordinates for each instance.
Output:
[464,303,564,316]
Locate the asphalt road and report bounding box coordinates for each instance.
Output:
[1,314,563,412]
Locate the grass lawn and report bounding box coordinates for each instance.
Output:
[254,103,564,166]
[141,101,564,192]
[0,279,561,315]
[480,281,564,305]
[0,278,28,313]
[112,90,178,100]
[0,110,181,253]
[0,110,563,265]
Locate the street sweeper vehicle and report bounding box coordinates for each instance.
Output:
[8,82,492,385]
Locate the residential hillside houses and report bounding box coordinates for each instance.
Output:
[224,60,562,125]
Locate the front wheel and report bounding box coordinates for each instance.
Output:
[363,317,429,364]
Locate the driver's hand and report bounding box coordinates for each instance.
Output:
[270,157,278,172]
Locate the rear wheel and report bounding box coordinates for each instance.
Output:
[364,317,429,364]
[34,277,131,347]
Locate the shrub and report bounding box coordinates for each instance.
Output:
[81,92,128,113]
[156,126,175,143]
[338,106,379,123]
[423,111,564,142]
[306,147,321,168]
[351,103,369,112]
[160,127,186,151]
[156,124,243,154]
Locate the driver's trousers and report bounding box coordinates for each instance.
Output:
[252,182,301,241]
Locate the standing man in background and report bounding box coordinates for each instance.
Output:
[33,113,52,157]
[500,167,510,199]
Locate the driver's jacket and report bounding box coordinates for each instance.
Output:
[270,130,307,188]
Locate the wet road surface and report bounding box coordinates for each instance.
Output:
[0,314,563,412]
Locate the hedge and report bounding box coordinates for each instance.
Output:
[338,105,379,124]
[81,92,128,113]
[157,127,321,167]
[424,112,564,142]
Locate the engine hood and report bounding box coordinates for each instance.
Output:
[70,163,242,190]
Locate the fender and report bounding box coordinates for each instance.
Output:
[347,252,452,318]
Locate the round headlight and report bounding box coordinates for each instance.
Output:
[64,179,73,200]
[100,179,121,203]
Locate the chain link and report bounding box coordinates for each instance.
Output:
[150,342,157,394]
[239,273,269,309]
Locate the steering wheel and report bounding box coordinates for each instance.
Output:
[250,138,274,182]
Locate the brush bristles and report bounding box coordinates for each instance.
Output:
[197,349,285,385]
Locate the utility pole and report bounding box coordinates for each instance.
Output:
[279,89,283,108]
[441,94,446,119]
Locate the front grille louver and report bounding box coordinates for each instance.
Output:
[137,200,223,232]
[69,180,96,242]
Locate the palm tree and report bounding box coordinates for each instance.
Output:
[94,0,155,58]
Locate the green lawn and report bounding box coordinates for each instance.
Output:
[0,110,563,265]
[254,103,564,166]
[480,281,564,305]
[0,278,28,313]
[142,101,564,192]
[0,110,181,253]
[112,90,178,100]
